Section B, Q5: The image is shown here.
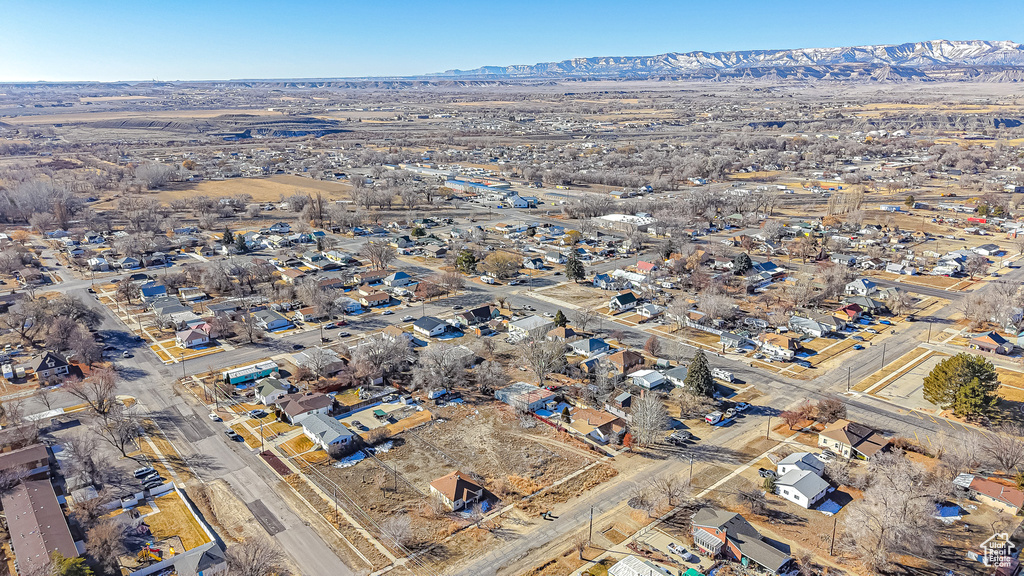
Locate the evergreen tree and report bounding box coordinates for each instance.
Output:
[50,552,94,576]
[552,309,567,327]
[684,349,716,397]
[456,249,478,273]
[411,226,426,237]
[953,377,997,419]
[234,234,248,254]
[565,252,586,283]
[923,353,998,410]
[222,228,234,246]
[732,252,753,275]
[659,238,676,260]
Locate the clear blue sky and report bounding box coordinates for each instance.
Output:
[0,0,1019,81]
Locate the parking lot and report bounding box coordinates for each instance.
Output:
[339,398,420,432]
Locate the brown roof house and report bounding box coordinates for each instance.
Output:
[2,479,79,574]
[970,331,1014,355]
[691,507,794,574]
[607,350,644,376]
[818,419,890,460]
[275,392,335,424]
[430,470,484,511]
[0,444,50,479]
[955,473,1024,514]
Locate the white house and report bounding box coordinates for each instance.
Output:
[544,251,566,265]
[253,309,292,331]
[775,469,830,509]
[413,316,447,338]
[255,377,292,405]
[776,452,825,477]
[631,369,667,390]
[609,291,638,312]
[175,328,210,349]
[508,315,554,340]
[608,556,672,576]
[384,271,413,287]
[302,413,354,450]
[845,278,877,296]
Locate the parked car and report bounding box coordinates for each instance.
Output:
[668,431,692,444]
[724,408,737,419]
[734,402,750,412]
[143,479,164,490]
[879,320,892,325]
[865,328,879,334]
[853,344,864,350]
[758,468,777,478]
[851,336,864,341]
[122,351,132,358]
[401,315,414,322]
[339,331,351,338]
[133,466,155,479]
[140,472,162,483]
[381,310,393,315]
[820,450,836,461]
[451,305,463,310]
[249,410,267,419]
[225,430,242,441]
[667,542,695,561]
[208,413,221,421]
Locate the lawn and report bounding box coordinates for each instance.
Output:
[280,435,314,457]
[147,493,211,551]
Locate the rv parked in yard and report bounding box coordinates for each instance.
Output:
[711,368,735,382]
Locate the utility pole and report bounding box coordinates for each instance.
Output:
[689,454,694,483]
[847,366,851,392]
[927,321,932,343]
[766,416,771,440]
[589,506,593,542]
[881,343,886,369]
[829,516,837,556]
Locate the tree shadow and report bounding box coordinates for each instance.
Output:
[115,365,150,382]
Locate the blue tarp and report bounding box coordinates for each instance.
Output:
[817,499,844,515]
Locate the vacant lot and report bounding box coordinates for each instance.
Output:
[157,174,351,203]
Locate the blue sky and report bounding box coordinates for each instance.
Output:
[0,0,1019,81]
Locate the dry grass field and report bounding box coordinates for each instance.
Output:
[156,174,352,203]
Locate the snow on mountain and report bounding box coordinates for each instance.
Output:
[430,40,1024,78]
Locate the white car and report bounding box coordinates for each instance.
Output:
[401,315,414,322]
[208,413,221,422]
[381,310,393,315]
[734,402,750,412]
[820,450,836,461]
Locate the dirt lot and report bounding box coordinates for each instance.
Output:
[156,174,352,203]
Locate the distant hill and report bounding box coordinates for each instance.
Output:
[427,40,1024,81]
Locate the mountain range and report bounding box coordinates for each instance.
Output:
[428,40,1024,81]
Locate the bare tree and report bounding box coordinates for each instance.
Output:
[571,306,598,333]
[735,488,768,516]
[966,254,989,280]
[840,451,938,572]
[474,360,508,395]
[235,312,266,344]
[643,335,662,358]
[226,538,290,576]
[350,333,413,381]
[65,369,118,417]
[379,514,414,549]
[980,423,1024,474]
[521,338,566,385]
[815,397,847,424]
[571,533,589,560]
[649,474,690,507]
[411,343,469,392]
[697,288,735,322]
[359,241,397,270]
[629,393,668,448]
[87,520,127,573]
[92,403,143,461]
[936,430,983,479]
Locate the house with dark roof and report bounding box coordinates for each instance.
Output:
[414,316,448,338]
[818,419,890,459]
[456,304,500,327]
[429,471,484,511]
[34,351,69,381]
[691,507,794,574]
[593,273,619,291]
[609,291,638,312]
[2,479,79,574]
[569,338,610,357]
[0,444,50,479]
[275,392,335,424]
[970,331,1013,355]
[546,326,580,341]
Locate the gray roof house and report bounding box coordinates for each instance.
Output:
[664,365,688,387]
[789,316,827,338]
[691,507,794,573]
[255,377,293,405]
[509,315,554,340]
[776,452,825,477]
[775,469,830,509]
[569,338,610,358]
[302,413,355,450]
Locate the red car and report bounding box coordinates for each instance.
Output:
[334,320,348,327]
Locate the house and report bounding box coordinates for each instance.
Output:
[609,291,639,312]
[789,316,827,338]
[175,328,210,349]
[292,347,347,376]
[956,474,1024,514]
[34,351,70,380]
[140,283,168,302]
[830,254,857,267]
[568,408,626,444]
[636,261,658,274]
[758,333,797,360]
[544,251,566,265]
[974,243,1001,257]
[607,556,672,576]
[302,413,355,451]
[280,268,306,284]
[691,507,795,574]
[605,391,633,421]
[593,273,619,290]
[178,286,207,302]
[775,469,830,509]
[253,309,292,331]
[970,331,1014,355]
[268,222,291,234]
[664,365,688,387]
[834,303,863,322]
[0,444,50,478]
[390,236,415,249]
[456,304,500,327]
[523,257,546,270]
[86,257,109,271]
[607,349,643,375]
[546,326,579,341]
[384,271,413,287]
[382,325,415,344]
[844,296,887,315]
[255,377,293,405]
[631,369,667,390]
[354,269,390,284]
[116,256,140,269]
[422,245,447,258]
[569,338,610,357]
[359,291,390,308]
[777,452,825,477]
[294,307,328,322]
[429,470,484,511]
[637,303,664,319]
[222,360,279,386]
[818,419,890,459]
[2,479,80,575]
[508,315,554,340]
[845,278,877,296]
[413,316,448,338]
[275,391,335,424]
[495,381,555,412]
